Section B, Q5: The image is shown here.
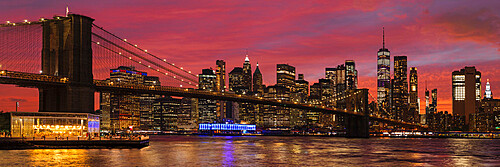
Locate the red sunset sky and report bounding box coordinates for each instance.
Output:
[0,0,499,114]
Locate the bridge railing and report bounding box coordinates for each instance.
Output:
[93,80,367,116]
[0,70,425,129]
[0,70,68,83]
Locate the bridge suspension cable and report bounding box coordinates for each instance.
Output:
[91,24,198,87]
[92,24,197,77]
[92,41,198,87]
[0,22,42,74]
[91,33,197,87]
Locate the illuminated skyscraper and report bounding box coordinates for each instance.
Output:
[215,60,226,92]
[325,68,336,81]
[452,66,481,125]
[345,60,358,90]
[215,60,226,121]
[484,79,492,99]
[377,27,391,112]
[229,67,245,94]
[392,56,408,121]
[277,64,296,93]
[325,67,337,92]
[295,74,309,101]
[409,67,418,123]
[336,64,346,93]
[100,66,153,131]
[199,69,216,91]
[198,69,218,123]
[243,55,252,93]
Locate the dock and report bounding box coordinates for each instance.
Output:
[0,136,149,149]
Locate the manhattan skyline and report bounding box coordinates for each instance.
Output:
[0,0,499,114]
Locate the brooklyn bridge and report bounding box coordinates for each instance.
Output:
[0,14,426,138]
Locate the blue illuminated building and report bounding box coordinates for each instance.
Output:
[199,123,256,131]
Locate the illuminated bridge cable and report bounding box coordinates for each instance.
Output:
[91,31,197,83]
[0,20,42,28]
[91,24,197,78]
[91,33,197,83]
[92,41,194,86]
[91,41,197,87]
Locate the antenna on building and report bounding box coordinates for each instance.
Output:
[425,80,427,91]
[382,27,385,49]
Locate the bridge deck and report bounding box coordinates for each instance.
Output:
[0,70,425,129]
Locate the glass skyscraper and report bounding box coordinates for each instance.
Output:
[377,28,391,113]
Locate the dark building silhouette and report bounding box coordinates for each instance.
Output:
[409,67,419,123]
[430,89,437,113]
[253,63,263,94]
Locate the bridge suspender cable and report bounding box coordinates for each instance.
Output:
[92,24,197,78]
[91,41,198,87]
[91,33,198,84]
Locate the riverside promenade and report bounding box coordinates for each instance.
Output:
[0,136,149,149]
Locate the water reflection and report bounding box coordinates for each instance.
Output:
[0,136,498,166]
[222,137,235,166]
[28,149,90,166]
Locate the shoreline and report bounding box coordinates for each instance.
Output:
[0,137,149,150]
[149,133,500,139]
[1,134,498,150]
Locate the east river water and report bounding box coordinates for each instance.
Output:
[0,135,498,166]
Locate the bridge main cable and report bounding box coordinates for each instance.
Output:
[91,41,197,87]
[91,33,198,84]
[92,24,197,78]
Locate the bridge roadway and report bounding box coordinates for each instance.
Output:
[0,70,425,129]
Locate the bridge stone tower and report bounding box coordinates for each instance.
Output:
[345,89,370,138]
[39,14,95,113]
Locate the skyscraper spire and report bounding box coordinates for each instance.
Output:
[245,49,250,62]
[382,27,385,49]
[485,79,492,99]
[245,55,249,62]
[66,6,70,17]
